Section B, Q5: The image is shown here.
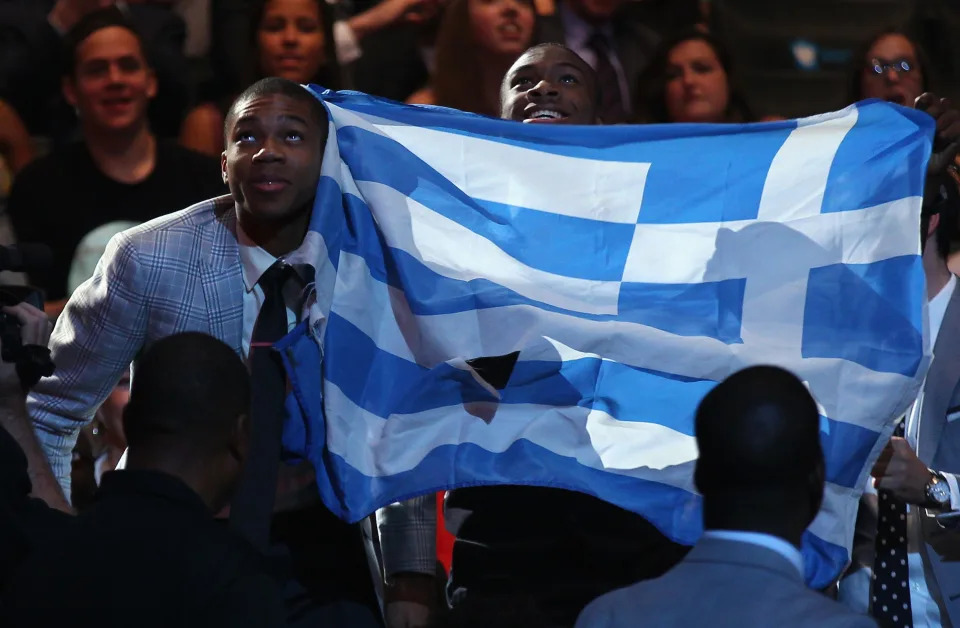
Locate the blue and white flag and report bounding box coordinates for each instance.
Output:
[285,88,934,589]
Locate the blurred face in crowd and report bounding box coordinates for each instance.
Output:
[63,25,157,134]
[565,0,624,23]
[500,46,597,124]
[222,93,326,230]
[258,0,326,84]
[468,0,535,58]
[664,38,730,123]
[860,33,923,107]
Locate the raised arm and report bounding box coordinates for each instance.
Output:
[28,231,149,506]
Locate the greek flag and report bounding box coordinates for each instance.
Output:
[283,88,934,588]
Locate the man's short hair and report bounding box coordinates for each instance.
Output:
[63,6,150,77]
[694,366,823,496]
[923,171,960,260]
[123,333,250,450]
[223,77,330,142]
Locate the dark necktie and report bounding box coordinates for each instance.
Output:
[871,420,913,627]
[587,31,626,124]
[230,262,296,551]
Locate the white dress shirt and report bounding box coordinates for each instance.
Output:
[236,224,316,361]
[842,275,957,627]
[702,529,804,578]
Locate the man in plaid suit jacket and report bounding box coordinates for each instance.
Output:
[16,78,438,627]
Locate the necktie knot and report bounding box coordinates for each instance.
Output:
[259,261,295,293]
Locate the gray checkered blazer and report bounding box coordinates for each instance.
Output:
[28,195,436,577]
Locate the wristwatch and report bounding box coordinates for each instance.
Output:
[925,472,951,509]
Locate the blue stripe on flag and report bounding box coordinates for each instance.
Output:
[821,100,932,214]
[802,255,925,376]
[317,436,703,539]
[324,311,878,490]
[338,126,636,281]
[325,92,799,225]
[819,416,878,488]
[324,313,500,417]
[340,190,749,343]
[313,431,847,590]
[802,529,851,591]
[618,280,746,343]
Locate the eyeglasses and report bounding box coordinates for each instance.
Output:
[869,58,914,75]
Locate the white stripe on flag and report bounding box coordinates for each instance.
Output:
[334,108,651,225]
[330,251,914,432]
[758,104,859,222]
[358,181,623,315]
[323,381,699,490]
[810,482,862,551]
[622,197,920,283]
[741,104,860,360]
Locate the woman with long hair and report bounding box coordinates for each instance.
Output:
[634,29,754,124]
[179,0,340,157]
[407,0,536,116]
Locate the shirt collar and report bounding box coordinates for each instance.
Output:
[236,221,315,293]
[929,274,956,349]
[701,529,805,579]
[559,0,613,48]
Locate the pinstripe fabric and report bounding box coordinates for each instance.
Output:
[29,195,244,497]
[27,193,435,576]
[377,494,439,577]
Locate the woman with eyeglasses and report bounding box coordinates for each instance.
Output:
[850,29,931,108]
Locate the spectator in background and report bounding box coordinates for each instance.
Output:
[208,0,439,107]
[7,7,224,310]
[0,100,35,177]
[839,97,960,627]
[1,332,287,628]
[850,29,930,108]
[575,366,876,628]
[0,0,191,143]
[407,0,536,116]
[180,0,342,156]
[633,29,753,124]
[535,0,659,123]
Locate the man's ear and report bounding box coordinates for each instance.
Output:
[929,212,941,239]
[145,67,158,101]
[221,151,228,185]
[228,413,249,464]
[62,76,78,109]
[807,459,826,522]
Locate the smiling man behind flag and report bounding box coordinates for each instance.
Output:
[278,88,935,590]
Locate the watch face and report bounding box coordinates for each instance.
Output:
[930,479,951,504]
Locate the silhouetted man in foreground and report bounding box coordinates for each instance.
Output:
[1,332,285,627]
[577,366,876,628]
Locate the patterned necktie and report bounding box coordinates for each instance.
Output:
[587,31,626,124]
[230,262,295,551]
[871,420,913,628]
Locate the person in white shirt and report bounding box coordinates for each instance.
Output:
[840,162,960,627]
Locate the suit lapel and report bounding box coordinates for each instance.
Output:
[199,203,245,355]
[919,286,960,464]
